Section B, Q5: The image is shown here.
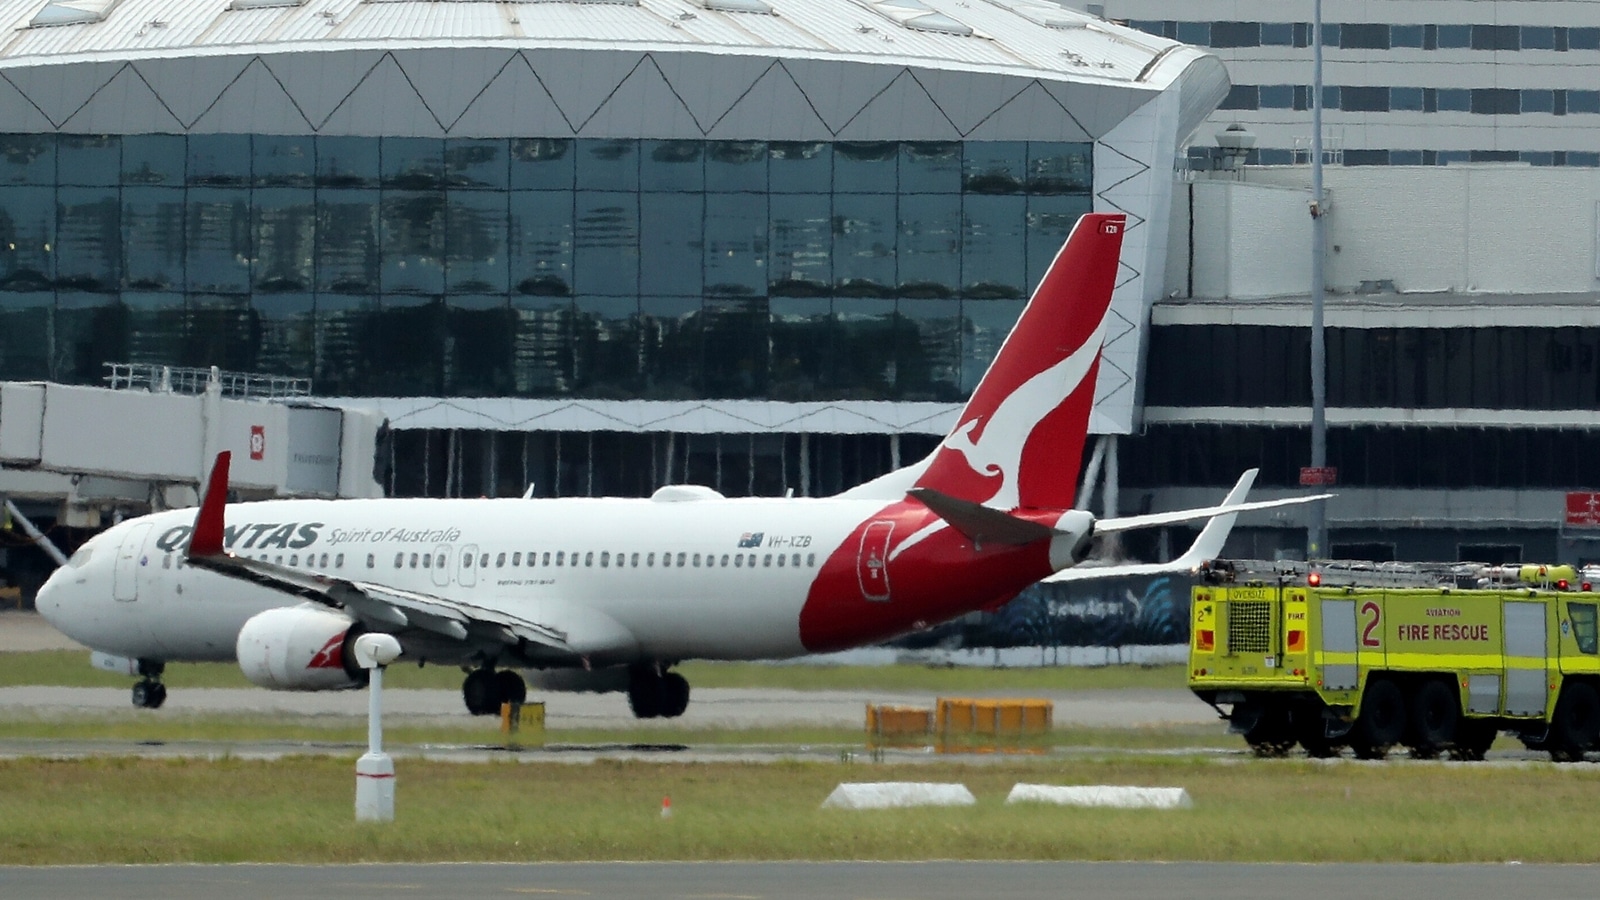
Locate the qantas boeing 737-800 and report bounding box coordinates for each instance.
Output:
[35,213,1325,717]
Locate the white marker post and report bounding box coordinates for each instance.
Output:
[353,633,403,823]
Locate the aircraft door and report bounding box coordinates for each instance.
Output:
[458,543,479,588]
[432,545,452,588]
[856,521,894,602]
[113,522,153,602]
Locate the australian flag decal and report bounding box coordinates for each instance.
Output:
[737,532,764,548]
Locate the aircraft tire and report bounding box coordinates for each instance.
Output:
[628,669,664,719]
[147,683,167,709]
[495,670,527,706]
[462,669,499,716]
[661,673,690,718]
[131,681,149,709]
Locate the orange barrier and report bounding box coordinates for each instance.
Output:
[936,697,1053,744]
[866,704,934,743]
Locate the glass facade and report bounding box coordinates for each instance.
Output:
[1146,325,1600,409]
[0,134,1092,401]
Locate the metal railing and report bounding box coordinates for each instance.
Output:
[103,363,312,400]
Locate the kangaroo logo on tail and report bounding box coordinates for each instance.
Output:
[915,213,1125,510]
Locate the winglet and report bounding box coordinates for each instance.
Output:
[186,451,231,558]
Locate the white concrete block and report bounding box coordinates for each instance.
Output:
[1005,784,1192,809]
[821,782,977,810]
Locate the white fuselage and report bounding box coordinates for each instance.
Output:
[39,494,886,665]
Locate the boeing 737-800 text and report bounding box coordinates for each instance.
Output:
[36,214,1324,716]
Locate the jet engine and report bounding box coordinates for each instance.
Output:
[236,604,368,691]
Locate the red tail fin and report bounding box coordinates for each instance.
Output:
[913,213,1124,509]
[186,451,231,557]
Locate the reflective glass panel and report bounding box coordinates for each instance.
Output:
[705,193,766,296]
[769,142,830,193]
[706,141,767,193]
[253,134,314,187]
[185,188,251,293]
[509,190,573,297]
[702,296,768,397]
[445,295,514,395]
[510,139,574,190]
[0,135,53,186]
[834,142,897,193]
[56,186,119,292]
[512,296,573,395]
[252,293,315,378]
[380,191,447,294]
[1026,194,1092,289]
[1027,143,1091,195]
[833,193,895,297]
[317,136,380,188]
[446,190,509,294]
[186,293,254,369]
[962,194,1026,298]
[316,190,379,294]
[769,296,830,400]
[313,294,379,393]
[830,297,895,395]
[769,193,831,297]
[640,192,702,296]
[960,299,1024,392]
[575,139,637,192]
[641,140,704,193]
[901,142,961,194]
[56,293,125,381]
[445,139,508,189]
[253,188,315,293]
[963,142,1025,194]
[122,134,184,186]
[188,134,250,186]
[898,193,959,298]
[0,292,52,379]
[123,292,187,366]
[574,191,638,296]
[58,135,119,187]
[122,187,184,291]
[573,296,641,395]
[382,138,445,190]
[0,185,54,291]
[897,298,961,401]
[368,296,444,394]
[639,296,701,398]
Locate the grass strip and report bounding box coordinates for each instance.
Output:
[0,754,1591,865]
[0,650,1187,692]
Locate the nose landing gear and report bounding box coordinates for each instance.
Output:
[131,660,167,709]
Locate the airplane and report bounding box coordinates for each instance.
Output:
[35,213,1328,717]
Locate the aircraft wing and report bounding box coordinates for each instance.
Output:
[1043,469,1258,583]
[181,452,596,660]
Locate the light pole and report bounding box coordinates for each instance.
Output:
[1307,0,1329,561]
[354,632,403,823]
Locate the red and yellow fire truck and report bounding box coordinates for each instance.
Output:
[1188,560,1600,761]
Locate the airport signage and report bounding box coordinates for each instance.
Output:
[1299,466,1337,486]
[1565,491,1600,527]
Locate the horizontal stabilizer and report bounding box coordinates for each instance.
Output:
[908,487,1052,546]
[1096,493,1333,535]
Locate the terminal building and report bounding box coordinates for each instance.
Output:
[0,0,1228,600]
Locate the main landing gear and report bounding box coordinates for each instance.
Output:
[628,664,690,719]
[461,665,527,716]
[131,659,167,710]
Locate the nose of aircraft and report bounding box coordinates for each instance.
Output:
[34,565,66,629]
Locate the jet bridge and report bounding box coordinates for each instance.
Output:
[0,365,384,604]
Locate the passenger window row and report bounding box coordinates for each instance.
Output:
[408,549,820,570]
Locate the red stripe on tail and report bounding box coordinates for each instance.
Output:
[913,213,1125,509]
[187,451,231,557]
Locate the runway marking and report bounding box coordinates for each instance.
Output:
[505,889,589,895]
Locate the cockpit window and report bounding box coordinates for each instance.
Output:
[66,542,94,568]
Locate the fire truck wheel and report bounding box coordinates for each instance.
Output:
[1292,707,1340,758]
[1244,706,1295,758]
[1406,679,1460,758]
[1548,682,1600,762]
[1351,678,1406,759]
[1449,719,1498,761]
